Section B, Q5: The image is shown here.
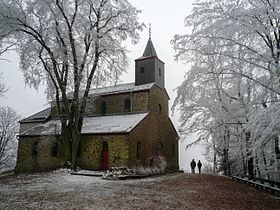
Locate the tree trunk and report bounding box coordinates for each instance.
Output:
[275,136,280,159]
[71,128,80,169]
[223,148,229,176]
[213,143,217,173]
[254,153,261,177]
[241,145,247,176]
[262,150,270,179]
[245,132,254,178]
[61,119,71,161]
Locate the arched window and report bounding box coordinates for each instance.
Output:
[32,141,38,156]
[124,98,131,112]
[158,104,162,114]
[101,101,106,115]
[102,141,109,151]
[52,141,59,157]
[136,142,141,159]
[156,142,163,156]
[159,68,161,76]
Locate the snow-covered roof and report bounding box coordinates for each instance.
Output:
[21,82,154,124]
[89,82,154,96]
[66,82,154,99]
[20,112,149,136]
[20,107,51,123]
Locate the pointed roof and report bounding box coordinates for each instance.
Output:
[20,107,51,123]
[19,112,149,136]
[142,38,157,57]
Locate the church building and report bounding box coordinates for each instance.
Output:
[16,37,179,172]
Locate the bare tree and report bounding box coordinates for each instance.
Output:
[0,106,20,169]
[0,0,143,168]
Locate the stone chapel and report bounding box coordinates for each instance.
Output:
[16,37,179,172]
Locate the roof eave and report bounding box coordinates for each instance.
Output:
[135,56,165,64]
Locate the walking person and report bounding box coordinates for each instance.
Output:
[190,159,196,174]
[197,160,202,174]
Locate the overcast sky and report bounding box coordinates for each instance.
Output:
[0,0,206,171]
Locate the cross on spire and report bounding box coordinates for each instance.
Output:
[149,23,151,39]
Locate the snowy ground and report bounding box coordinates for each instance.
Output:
[0,170,279,210]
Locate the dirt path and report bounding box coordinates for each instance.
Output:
[0,171,279,210]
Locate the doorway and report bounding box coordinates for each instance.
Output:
[102,141,109,170]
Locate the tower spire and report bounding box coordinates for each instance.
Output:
[135,24,165,88]
[142,23,157,57]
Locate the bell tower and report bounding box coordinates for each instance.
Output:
[135,26,165,89]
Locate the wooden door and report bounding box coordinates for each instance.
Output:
[102,142,109,170]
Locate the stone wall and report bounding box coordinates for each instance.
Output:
[149,85,179,170]
[85,90,149,115]
[15,136,66,173]
[77,134,129,170]
[128,86,179,170]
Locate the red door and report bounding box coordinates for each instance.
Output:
[102,142,109,170]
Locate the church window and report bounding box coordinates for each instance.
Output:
[32,141,38,156]
[101,101,106,115]
[136,142,141,159]
[156,142,163,156]
[102,141,109,150]
[158,104,162,114]
[124,98,131,112]
[159,68,161,76]
[52,141,59,157]
[140,67,145,73]
[77,143,81,157]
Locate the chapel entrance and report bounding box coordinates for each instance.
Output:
[102,141,109,170]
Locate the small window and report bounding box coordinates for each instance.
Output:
[101,101,106,115]
[52,141,59,157]
[136,142,141,159]
[32,141,38,156]
[102,141,109,151]
[158,104,162,114]
[159,68,161,76]
[124,98,131,112]
[77,143,81,157]
[140,67,145,73]
[156,142,163,156]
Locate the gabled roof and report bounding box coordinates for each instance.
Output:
[89,82,154,96]
[19,112,149,136]
[20,107,51,123]
[21,82,155,124]
[66,82,155,99]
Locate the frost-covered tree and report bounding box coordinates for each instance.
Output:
[0,0,143,168]
[0,106,20,170]
[172,0,280,179]
[0,74,8,97]
[0,10,14,59]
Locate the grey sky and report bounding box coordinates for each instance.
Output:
[0,0,206,171]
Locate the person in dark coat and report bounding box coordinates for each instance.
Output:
[197,160,202,174]
[190,159,196,174]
